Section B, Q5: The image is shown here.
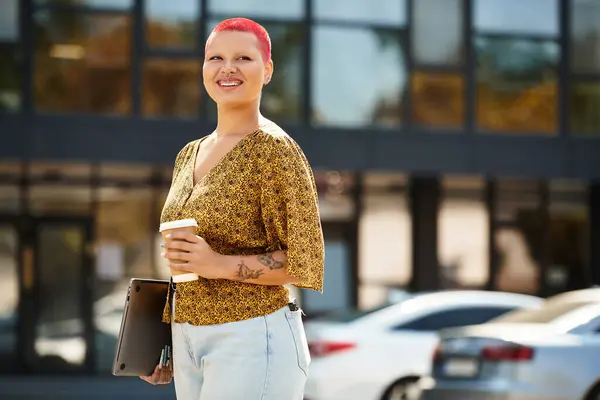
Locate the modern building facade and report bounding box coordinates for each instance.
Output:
[0,0,599,377]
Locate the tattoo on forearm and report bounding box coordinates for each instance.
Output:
[233,260,264,281]
[257,253,285,270]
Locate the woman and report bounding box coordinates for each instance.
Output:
[140,17,325,400]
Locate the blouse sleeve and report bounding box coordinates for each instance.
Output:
[260,135,325,292]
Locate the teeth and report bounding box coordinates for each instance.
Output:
[220,81,240,87]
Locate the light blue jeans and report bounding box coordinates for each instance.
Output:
[171,299,310,400]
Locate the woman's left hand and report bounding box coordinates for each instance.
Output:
[162,232,223,279]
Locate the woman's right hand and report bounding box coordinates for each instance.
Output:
[139,364,172,385]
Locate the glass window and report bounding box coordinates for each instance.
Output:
[570,0,600,73]
[359,174,411,309]
[312,26,407,127]
[474,0,558,36]
[35,0,133,8]
[30,162,91,181]
[208,0,304,20]
[438,176,488,289]
[398,306,516,331]
[571,81,600,136]
[475,37,559,134]
[0,223,18,373]
[205,21,304,122]
[100,163,154,183]
[315,171,355,221]
[314,0,406,26]
[0,44,20,111]
[0,186,19,213]
[93,187,165,373]
[547,180,589,295]
[34,11,132,114]
[411,71,464,128]
[0,0,20,111]
[493,179,543,295]
[303,224,352,314]
[0,0,19,42]
[145,0,199,48]
[142,59,202,118]
[412,0,463,65]
[30,185,93,216]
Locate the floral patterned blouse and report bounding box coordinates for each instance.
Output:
[160,122,325,325]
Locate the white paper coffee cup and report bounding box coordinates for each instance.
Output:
[159,219,199,282]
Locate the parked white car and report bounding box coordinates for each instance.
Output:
[303,290,543,400]
[422,288,600,400]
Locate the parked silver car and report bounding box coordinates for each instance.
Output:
[421,288,600,400]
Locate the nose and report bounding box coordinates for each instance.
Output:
[220,63,237,76]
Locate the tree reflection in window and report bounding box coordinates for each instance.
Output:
[34,11,132,114]
[475,37,559,134]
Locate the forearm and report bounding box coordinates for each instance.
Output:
[216,251,300,286]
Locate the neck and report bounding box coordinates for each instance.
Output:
[215,101,264,137]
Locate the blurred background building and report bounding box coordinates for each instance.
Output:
[0,0,599,385]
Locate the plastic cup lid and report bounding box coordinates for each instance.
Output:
[159,218,198,232]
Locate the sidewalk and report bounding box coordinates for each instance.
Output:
[0,376,176,400]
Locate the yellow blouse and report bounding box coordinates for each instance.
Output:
[160,122,325,325]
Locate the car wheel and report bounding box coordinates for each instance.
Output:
[382,378,421,400]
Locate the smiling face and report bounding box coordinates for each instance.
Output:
[203,30,273,108]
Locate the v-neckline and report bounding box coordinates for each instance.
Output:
[189,129,260,188]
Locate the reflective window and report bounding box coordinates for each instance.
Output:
[145,0,199,48]
[571,0,600,73]
[0,0,20,111]
[411,71,464,128]
[312,26,407,127]
[359,174,411,309]
[0,223,17,373]
[34,11,132,114]
[315,171,355,222]
[100,163,154,182]
[208,0,304,20]
[547,180,589,294]
[0,186,20,213]
[571,81,600,135]
[0,0,19,41]
[412,0,463,65]
[474,0,558,36]
[438,176,488,289]
[303,225,352,313]
[93,187,163,373]
[142,59,202,117]
[205,21,304,122]
[30,162,91,181]
[30,185,92,216]
[35,0,133,8]
[35,222,88,371]
[475,37,559,133]
[493,179,542,295]
[314,0,406,26]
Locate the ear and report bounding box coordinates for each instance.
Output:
[264,60,274,85]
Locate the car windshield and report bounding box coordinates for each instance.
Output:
[491,300,594,324]
[312,304,393,323]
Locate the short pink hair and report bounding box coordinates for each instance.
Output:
[207,18,271,62]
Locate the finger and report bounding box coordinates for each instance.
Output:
[164,251,193,262]
[167,231,199,243]
[159,368,173,384]
[139,376,154,384]
[165,239,195,252]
